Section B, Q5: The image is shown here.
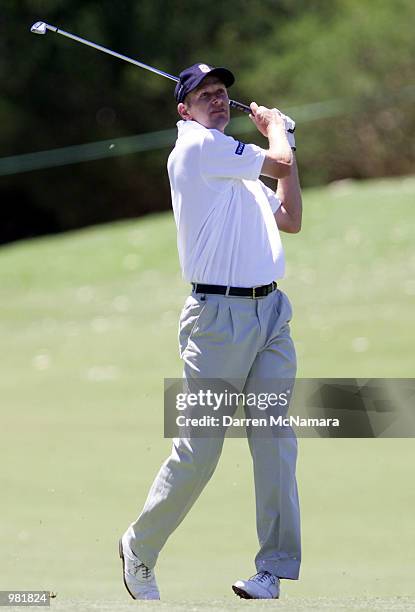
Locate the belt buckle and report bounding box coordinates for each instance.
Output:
[252,285,261,299]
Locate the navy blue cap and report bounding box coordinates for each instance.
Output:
[174,63,235,103]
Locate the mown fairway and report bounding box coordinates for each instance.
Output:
[1,177,414,610]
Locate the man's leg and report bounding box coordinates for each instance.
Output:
[125,435,225,568]
[125,292,256,569]
[243,290,301,581]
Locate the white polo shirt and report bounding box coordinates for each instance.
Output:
[167,120,285,287]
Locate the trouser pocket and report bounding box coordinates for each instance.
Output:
[178,294,208,357]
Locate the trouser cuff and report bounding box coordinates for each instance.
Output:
[125,527,158,570]
[256,557,300,580]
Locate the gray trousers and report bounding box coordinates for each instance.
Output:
[127,288,301,579]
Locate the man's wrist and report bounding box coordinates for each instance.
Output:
[267,122,286,137]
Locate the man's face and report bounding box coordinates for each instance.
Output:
[178,76,230,132]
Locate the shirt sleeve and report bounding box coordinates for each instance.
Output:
[200,129,265,182]
[259,180,282,214]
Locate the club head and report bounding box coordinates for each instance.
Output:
[31,21,47,35]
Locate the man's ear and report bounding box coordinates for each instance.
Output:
[178,102,192,121]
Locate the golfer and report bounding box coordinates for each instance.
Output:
[120,63,302,600]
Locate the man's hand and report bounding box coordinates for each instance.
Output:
[249,102,285,137]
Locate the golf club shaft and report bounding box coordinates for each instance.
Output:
[32,22,251,114]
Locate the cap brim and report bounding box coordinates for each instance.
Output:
[191,67,235,95]
[204,67,235,88]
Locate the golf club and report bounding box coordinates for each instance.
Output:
[30,21,251,114]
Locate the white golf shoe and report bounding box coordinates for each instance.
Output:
[232,570,280,599]
[119,536,160,600]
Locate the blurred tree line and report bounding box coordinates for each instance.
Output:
[0,0,414,243]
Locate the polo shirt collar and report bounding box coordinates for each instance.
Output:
[176,119,208,138]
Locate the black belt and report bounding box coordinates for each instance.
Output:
[192,281,277,299]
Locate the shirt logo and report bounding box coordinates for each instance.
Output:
[235,141,245,155]
[198,64,211,73]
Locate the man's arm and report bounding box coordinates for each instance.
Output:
[274,155,302,233]
[249,103,293,179]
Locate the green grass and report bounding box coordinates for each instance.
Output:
[1,176,414,610]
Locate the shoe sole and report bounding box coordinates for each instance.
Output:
[232,585,254,599]
[232,584,279,600]
[119,538,137,600]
